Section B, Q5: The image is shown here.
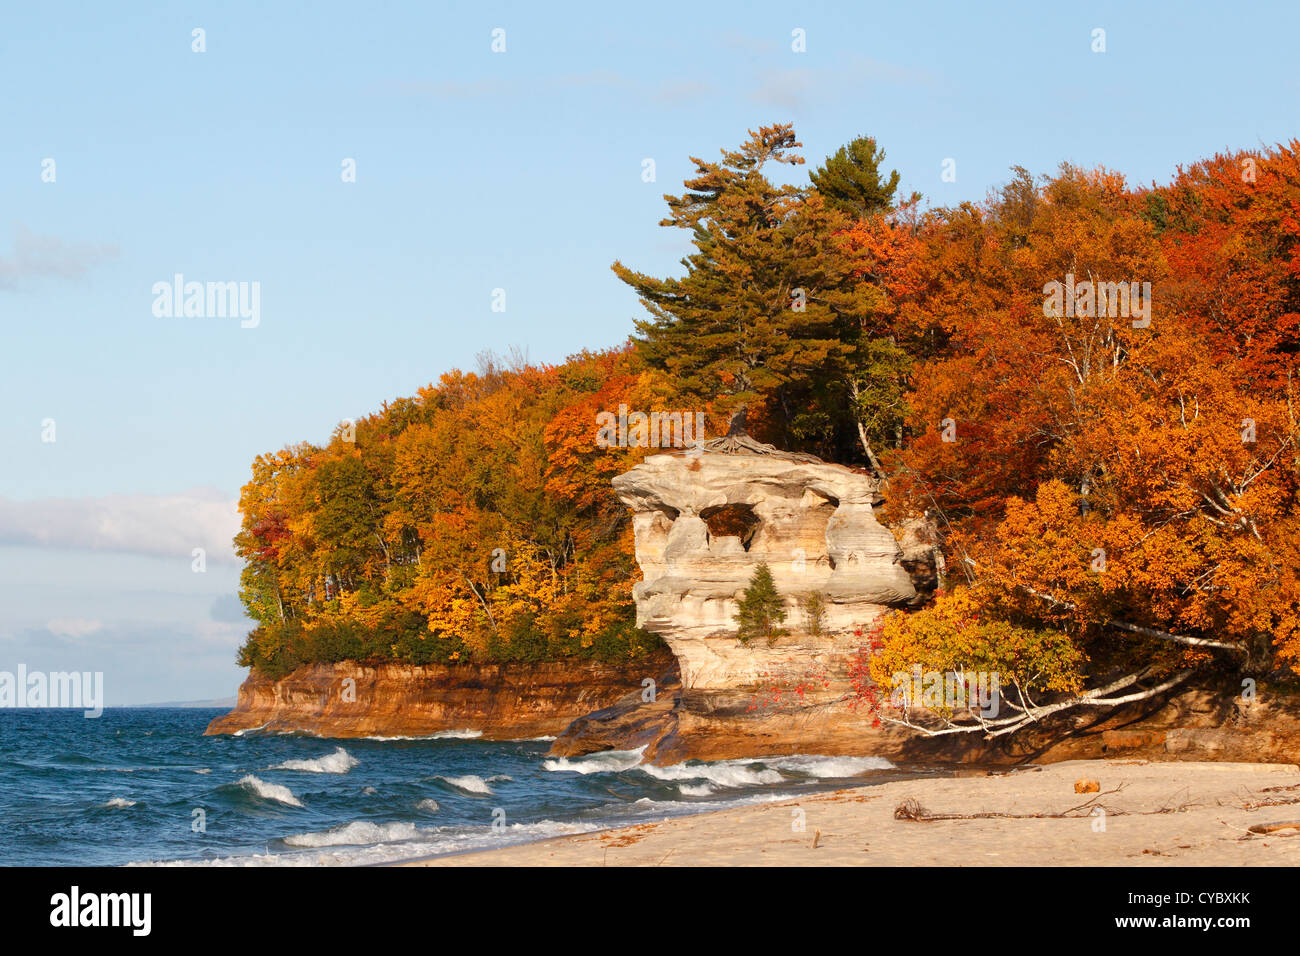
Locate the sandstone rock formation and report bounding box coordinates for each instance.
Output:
[612,426,917,703]
[204,651,675,739]
[549,424,935,762]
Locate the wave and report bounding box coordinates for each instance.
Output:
[271,747,357,774]
[677,783,714,797]
[765,755,895,777]
[360,729,482,741]
[542,748,645,775]
[416,798,440,812]
[142,819,603,867]
[231,775,303,807]
[101,797,136,808]
[433,774,494,794]
[639,759,783,787]
[641,753,894,788]
[283,821,424,848]
[232,723,269,737]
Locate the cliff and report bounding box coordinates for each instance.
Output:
[548,426,1300,767]
[204,650,676,739]
[546,427,931,762]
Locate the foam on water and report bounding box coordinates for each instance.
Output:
[434,774,494,794]
[361,729,483,741]
[271,747,358,774]
[766,754,895,777]
[234,775,304,807]
[639,760,784,787]
[145,819,604,867]
[542,748,646,774]
[101,797,136,808]
[283,820,425,848]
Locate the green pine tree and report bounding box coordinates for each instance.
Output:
[809,136,903,219]
[612,124,866,449]
[734,562,788,644]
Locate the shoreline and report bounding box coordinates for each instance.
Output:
[393,758,1300,866]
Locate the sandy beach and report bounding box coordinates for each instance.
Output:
[398,759,1300,866]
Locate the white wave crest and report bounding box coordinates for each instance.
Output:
[141,819,602,867]
[416,798,440,812]
[766,755,895,777]
[435,774,493,794]
[361,729,482,741]
[284,821,424,848]
[677,783,714,797]
[640,760,783,787]
[271,747,358,774]
[542,747,645,775]
[101,797,136,808]
[235,775,303,807]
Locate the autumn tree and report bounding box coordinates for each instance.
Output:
[861,149,1300,734]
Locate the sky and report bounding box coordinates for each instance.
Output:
[1,0,1296,704]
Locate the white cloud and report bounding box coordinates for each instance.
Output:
[0,489,239,563]
[44,618,104,639]
[0,224,119,289]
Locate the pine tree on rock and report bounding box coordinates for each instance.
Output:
[734,561,788,644]
[611,124,859,447]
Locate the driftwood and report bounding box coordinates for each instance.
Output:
[891,783,1212,823]
[880,667,1194,739]
[1247,821,1300,835]
[894,786,1129,822]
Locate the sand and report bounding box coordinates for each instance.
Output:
[397,759,1300,866]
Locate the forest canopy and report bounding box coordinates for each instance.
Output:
[236,125,1300,710]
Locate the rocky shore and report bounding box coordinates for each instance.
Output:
[209,426,1300,770]
[203,650,675,739]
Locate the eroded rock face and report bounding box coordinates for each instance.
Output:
[612,437,916,702]
[204,653,675,739]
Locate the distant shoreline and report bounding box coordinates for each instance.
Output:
[124,700,236,710]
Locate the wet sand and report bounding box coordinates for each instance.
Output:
[396,759,1300,866]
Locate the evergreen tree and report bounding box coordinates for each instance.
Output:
[612,124,862,449]
[734,562,788,644]
[809,136,903,219]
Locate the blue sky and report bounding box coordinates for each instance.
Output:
[1,0,1296,703]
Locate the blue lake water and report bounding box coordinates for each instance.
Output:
[0,707,911,866]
